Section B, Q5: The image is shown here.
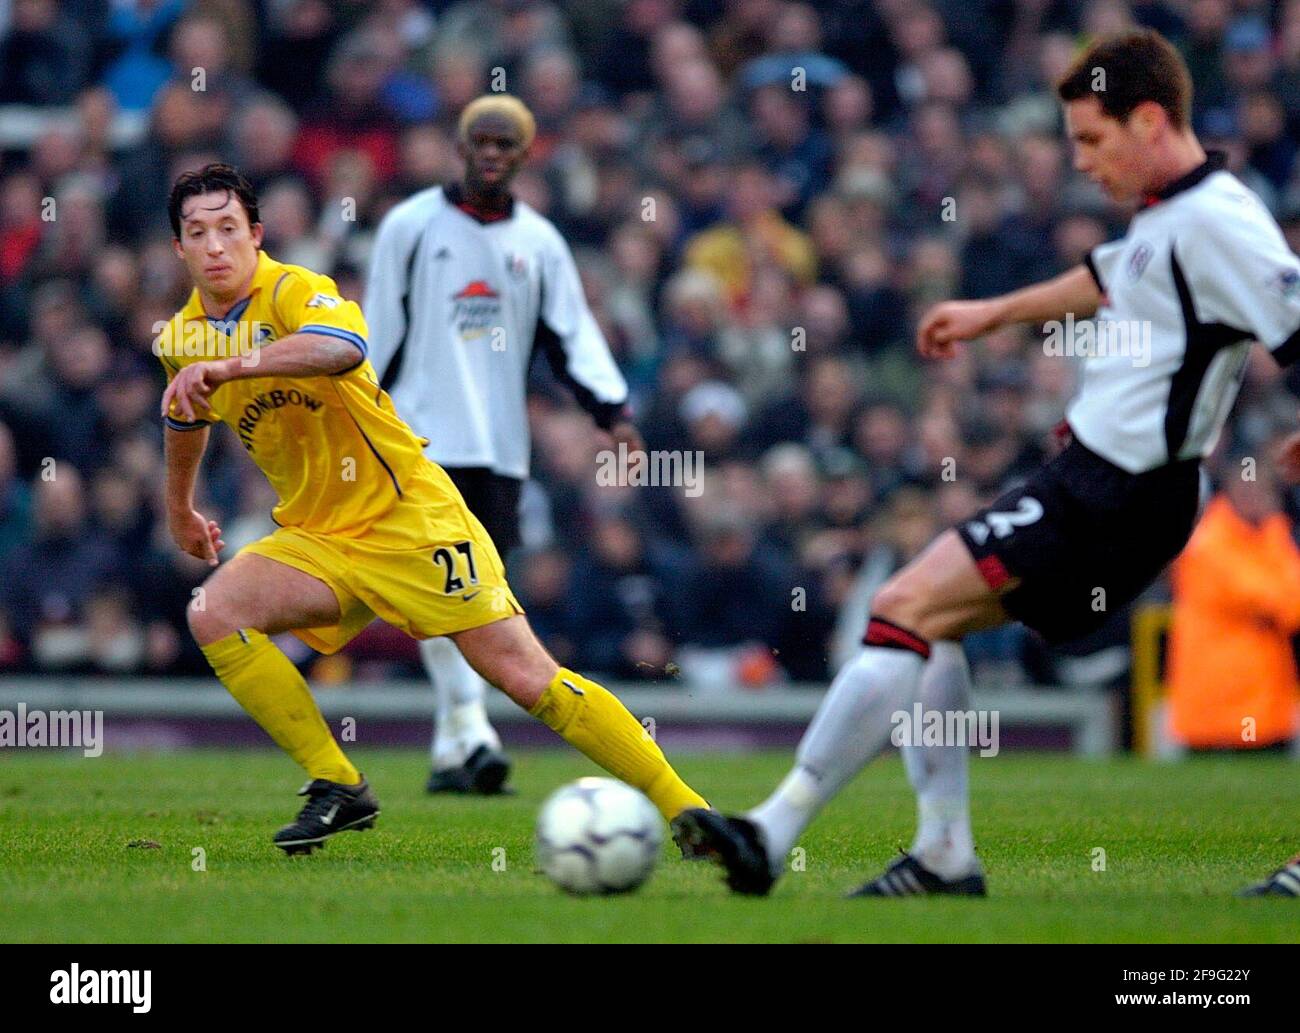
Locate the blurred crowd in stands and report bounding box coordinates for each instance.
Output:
[3,0,1300,691]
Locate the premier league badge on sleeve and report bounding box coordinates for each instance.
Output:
[1269,267,1300,300]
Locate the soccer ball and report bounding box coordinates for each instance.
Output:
[536,777,663,894]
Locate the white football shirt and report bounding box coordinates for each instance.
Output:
[1068,152,1300,473]
[365,184,628,480]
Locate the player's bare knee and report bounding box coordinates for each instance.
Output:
[871,575,929,634]
[186,589,245,646]
[873,578,963,643]
[186,600,219,646]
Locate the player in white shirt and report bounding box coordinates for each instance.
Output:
[674,30,1300,898]
[366,95,642,794]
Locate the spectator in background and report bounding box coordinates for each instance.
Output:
[427,49,488,135]
[684,162,816,308]
[0,0,92,106]
[109,80,234,241]
[739,1,848,95]
[85,246,142,343]
[1166,454,1300,751]
[1274,2,1300,139]
[676,505,794,685]
[658,268,725,362]
[0,280,93,468]
[716,272,797,406]
[746,353,860,458]
[1241,89,1297,195]
[232,96,301,192]
[956,175,1038,301]
[1182,0,1233,120]
[83,587,147,674]
[29,325,113,469]
[512,545,576,666]
[750,85,835,221]
[101,0,186,111]
[522,48,582,160]
[638,57,753,167]
[294,30,403,188]
[0,170,45,327]
[0,466,122,668]
[169,13,258,112]
[592,0,679,100]
[680,379,748,463]
[258,178,327,271]
[759,443,822,556]
[436,0,572,88]
[853,399,917,498]
[36,175,106,280]
[670,138,729,239]
[391,123,459,198]
[88,462,154,575]
[134,529,216,677]
[0,421,31,564]
[255,0,341,114]
[567,508,692,679]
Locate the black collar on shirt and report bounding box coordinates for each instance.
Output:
[445,182,514,224]
[1142,149,1227,208]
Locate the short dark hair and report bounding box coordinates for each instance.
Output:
[167,163,260,238]
[1056,29,1192,130]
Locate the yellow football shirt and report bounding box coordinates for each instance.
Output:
[155,250,431,536]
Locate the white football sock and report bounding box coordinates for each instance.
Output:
[748,644,925,875]
[421,635,501,768]
[902,641,979,880]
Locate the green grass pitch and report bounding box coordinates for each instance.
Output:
[0,748,1294,942]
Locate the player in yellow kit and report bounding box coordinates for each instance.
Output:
[157,164,708,853]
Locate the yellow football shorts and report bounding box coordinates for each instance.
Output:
[240,459,523,654]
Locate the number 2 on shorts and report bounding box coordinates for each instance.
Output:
[967,496,1044,544]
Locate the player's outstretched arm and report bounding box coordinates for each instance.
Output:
[163,425,225,566]
[918,264,1101,359]
[537,230,632,436]
[160,332,364,420]
[217,332,364,381]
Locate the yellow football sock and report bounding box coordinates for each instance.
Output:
[530,667,708,819]
[201,629,359,785]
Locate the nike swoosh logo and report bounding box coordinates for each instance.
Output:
[321,805,339,826]
[461,591,481,602]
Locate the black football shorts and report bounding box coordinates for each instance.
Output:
[443,467,524,556]
[955,436,1201,643]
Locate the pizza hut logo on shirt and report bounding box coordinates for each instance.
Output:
[1126,242,1153,281]
[452,280,499,300]
[451,280,501,341]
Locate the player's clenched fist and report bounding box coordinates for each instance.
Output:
[168,507,225,567]
[916,299,1004,359]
